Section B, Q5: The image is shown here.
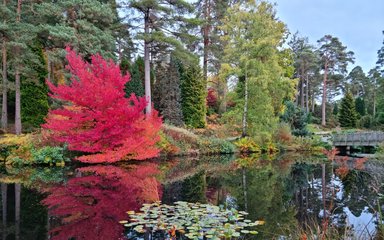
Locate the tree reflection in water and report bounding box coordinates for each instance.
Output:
[43,163,161,240]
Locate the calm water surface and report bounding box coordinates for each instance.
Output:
[0,153,383,239]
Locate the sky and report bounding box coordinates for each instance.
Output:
[275,0,384,73]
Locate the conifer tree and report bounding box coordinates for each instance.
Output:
[154,57,184,126]
[123,0,197,114]
[122,58,145,97]
[181,64,207,128]
[317,35,354,126]
[354,97,365,118]
[339,92,358,128]
[21,43,49,128]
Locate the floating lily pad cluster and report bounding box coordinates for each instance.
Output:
[120,201,263,239]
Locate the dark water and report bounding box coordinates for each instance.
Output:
[0,153,383,240]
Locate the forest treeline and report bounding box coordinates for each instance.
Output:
[1,0,384,139]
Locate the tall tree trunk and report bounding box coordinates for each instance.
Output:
[15,183,21,240]
[144,10,152,115]
[311,88,315,113]
[242,72,248,137]
[1,0,7,130]
[306,74,309,113]
[202,0,211,83]
[1,38,7,130]
[15,70,21,134]
[14,0,22,135]
[1,183,6,240]
[373,89,376,117]
[321,62,328,126]
[300,67,305,108]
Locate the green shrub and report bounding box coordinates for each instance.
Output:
[357,115,373,129]
[199,138,235,154]
[234,137,261,153]
[31,145,70,166]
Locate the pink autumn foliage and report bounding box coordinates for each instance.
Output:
[42,48,162,163]
[43,164,162,240]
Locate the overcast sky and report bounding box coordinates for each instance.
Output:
[275,0,384,73]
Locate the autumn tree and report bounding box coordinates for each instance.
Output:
[43,48,162,163]
[317,35,354,126]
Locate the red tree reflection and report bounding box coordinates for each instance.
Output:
[43,163,162,240]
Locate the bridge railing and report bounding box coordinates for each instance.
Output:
[333,131,384,146]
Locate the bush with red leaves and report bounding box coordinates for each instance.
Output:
[42,48,162,163]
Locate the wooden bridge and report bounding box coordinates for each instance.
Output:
[333,131,384,147]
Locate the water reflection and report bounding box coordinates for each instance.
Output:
[0,154,382,239]
[44,163,162,240]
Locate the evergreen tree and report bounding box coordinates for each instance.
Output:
[317,35,354,126]
[21,43,49,128]
[345,66,368,97]
[123,0,197,114]
[339,92,358,128]
[122,58,145,97]
[181,64,207,128]
[354,97,365,118]
[288,33,319,111]
[154,57,184,126]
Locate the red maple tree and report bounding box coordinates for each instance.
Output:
[42,48,162,163]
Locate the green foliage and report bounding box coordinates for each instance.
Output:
[355,97,366,117]
[181,171,207,203]
[20,43,49,129]
[21,82,49,128]
[181,64,207,128]
[220,1,295,136]
[199,137,236,154]
[154,57,184,126]
[124,57,145,97]
[0,134,69,166]
[339,92,358,128]
[234,137,261,153]
[280,101,310,136]
[31,145,69,166]
[358,115,373,129]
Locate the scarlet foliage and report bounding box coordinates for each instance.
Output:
[206,88,217,108]
[42,48,162,163]
[43,164,162,240]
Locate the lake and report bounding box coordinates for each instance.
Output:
[0,153,383,239]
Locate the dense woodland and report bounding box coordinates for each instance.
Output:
[1,0,384,162]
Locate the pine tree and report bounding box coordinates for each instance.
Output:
[317,35,354,126]
[181,64,206,128]
[354,97,365,118]
[123,0,197,114]
[339,92,358,128]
